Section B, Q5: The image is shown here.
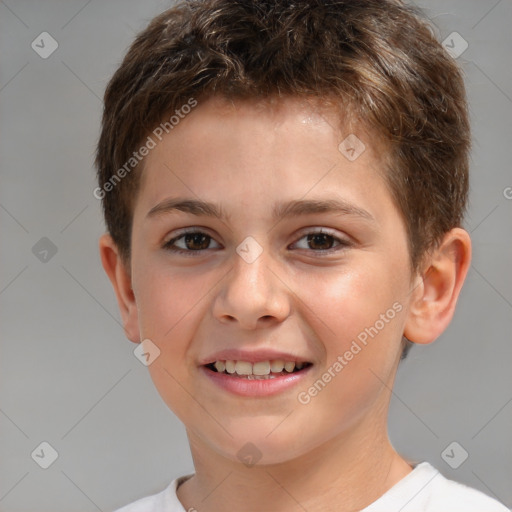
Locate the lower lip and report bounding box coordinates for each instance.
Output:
[200,365,313,397]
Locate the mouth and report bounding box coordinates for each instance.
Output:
[203,359,313,380]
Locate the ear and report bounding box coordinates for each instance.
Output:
[99,233,140,343]
[404,228,471,344]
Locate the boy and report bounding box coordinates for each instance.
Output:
[95,0,509,510]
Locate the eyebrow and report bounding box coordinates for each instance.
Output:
[146,197,375,222]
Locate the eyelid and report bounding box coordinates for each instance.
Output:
[163,228,222,253]
[163,226,216,243]
[295,226,345,239]
[290,227,352,252]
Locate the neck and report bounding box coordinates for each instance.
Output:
[177,410,412,512]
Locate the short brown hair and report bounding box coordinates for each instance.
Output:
[95,0,470,274]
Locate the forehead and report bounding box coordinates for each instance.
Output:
[168,94,363,141]
[134,95,393,219]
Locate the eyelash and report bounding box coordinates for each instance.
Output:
[162,228,352,257]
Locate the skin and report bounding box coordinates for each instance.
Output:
[100,96,471,512]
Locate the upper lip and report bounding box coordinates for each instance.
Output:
[199,348,313,366]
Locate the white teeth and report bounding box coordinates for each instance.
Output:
[214,361,226,373]
[235,361,252,375]
[210,359,308,376]
[225,360,236,374]
[246,374,275,380]
[284,361,296,373]
[252,361,271,376]
[270,359,285,372]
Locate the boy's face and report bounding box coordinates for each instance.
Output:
[126,96,416,464]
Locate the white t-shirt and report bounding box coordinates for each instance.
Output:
[112,462,509,512]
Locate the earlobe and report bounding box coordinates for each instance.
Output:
[403,228,471,345]
[99,233,140,343]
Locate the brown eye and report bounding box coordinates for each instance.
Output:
[163,230,221,254]
[182,233,211,250]
[292,229,351,255]
[306,233,336,250]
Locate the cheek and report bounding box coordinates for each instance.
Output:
[298,261,405,348]
[133,266,208,416]
[135,265,206,340]
[289,266,406,432]
[295,259,408,406]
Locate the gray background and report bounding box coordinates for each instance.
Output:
[1,1,511,511]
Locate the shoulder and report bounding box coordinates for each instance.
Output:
[363,462,509,512]
[427,465,509,511]
[112,487,168,512]
[113,492,161,512]
[111,475,193,512]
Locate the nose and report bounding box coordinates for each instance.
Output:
[212,245,291,330]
